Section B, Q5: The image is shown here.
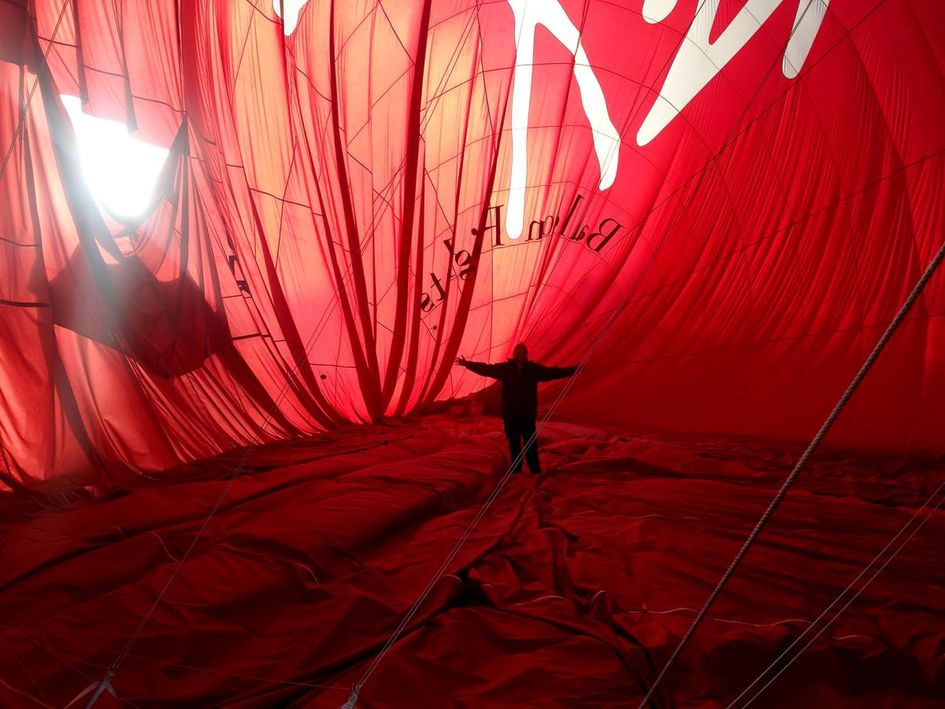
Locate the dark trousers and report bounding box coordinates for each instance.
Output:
[503,418,540,473]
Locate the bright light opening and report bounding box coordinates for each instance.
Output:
[61,95,170,220]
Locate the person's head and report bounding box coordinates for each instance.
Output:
[512,343,529,363]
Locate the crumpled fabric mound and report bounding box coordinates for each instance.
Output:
[2,416,942,707]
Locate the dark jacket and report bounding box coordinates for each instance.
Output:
[462,359,577,421]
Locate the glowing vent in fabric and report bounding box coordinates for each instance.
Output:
[0,0,943,486]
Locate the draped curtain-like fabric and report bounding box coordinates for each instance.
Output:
[1,0,943,487]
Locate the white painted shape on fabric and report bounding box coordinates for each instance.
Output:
[273,0,309,36]
[505,0,620,239]
[642,0,677,24]
[636,0,828,146]
[783,0,829,78]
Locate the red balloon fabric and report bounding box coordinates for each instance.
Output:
[1,417,943,707]
[1,0,944,487]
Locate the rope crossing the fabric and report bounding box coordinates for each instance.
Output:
[341,0,721,698]
[729,478,945,707]
[344,0,848,705]
[0,0,71,182]
[4,0,931,705]
[637,234,945,709]
[69,2,496,705]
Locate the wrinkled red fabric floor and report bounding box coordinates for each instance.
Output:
[1,415,943,708]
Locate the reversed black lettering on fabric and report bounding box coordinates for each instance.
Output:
[419,194,624,317]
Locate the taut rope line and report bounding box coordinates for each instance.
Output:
[638,234,945,708]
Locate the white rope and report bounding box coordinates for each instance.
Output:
[37,0,924,705]
[343,0,852,704]
[343,360,597,706]
[639,234,945,708]
[728,478,945,707]
[633,0,901,701]
[74,1,495,704]
[342,0,689,694]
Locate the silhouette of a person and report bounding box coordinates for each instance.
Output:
[457,343,578,474]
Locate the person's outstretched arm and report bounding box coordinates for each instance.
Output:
[534,363,579,381]
[456,356,505,379]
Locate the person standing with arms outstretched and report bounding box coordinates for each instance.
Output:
[456,343,578,474]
